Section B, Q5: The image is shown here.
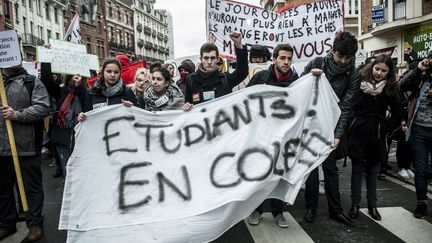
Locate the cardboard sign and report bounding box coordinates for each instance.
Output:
[37,39,99,77]
[0,30,22,68]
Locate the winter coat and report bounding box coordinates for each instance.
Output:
[348,91,401,162]
[184,46,248,105]
[40,63,92,148]
[0,68,50,156]
[88,79,135,110]
[247,64,299,87]
[301,57,360,139]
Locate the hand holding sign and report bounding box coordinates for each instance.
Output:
[229,31,243,49]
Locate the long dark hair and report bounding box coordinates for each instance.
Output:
[360,54,400,101]
[99,58,122,86]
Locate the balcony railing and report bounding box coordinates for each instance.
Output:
[394,2,406,20]
[21,33,44,47]
[144,26,151,35]
[145,41,153,50]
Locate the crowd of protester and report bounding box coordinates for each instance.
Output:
[1,31,431,242]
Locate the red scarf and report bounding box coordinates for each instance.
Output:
[272,66,292,82]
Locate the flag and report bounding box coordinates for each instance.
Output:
[64,13,81,43]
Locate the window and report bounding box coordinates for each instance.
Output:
[117,7,121,21]
[30,21,34,35]
[38,25,43,39]
[15,3,19,23]
[29,0,33,12]
[108,26,114,40]
[117,29,122,44]
[108,2,113,17]
[86,37,92,54]
[56,32,60,40]
[47,29,51,42]
[125,32,129,46]
[125,10,128,24]
[23,17,27,33]
[22,0,26,7]
[36,0,41,15]
[4,0,10,18]
[45,3,50,20]
[54,8,58,23]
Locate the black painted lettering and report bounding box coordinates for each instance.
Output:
[210,152,240,188]
[157,166,191,202]
[103,116,137,156]
[118,162,152,210]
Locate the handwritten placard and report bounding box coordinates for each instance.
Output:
[207,0,344,61]
[0,30,22,68]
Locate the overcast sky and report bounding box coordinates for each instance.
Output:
[154,0,261,59]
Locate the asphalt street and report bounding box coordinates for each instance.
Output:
[4,145,432,243]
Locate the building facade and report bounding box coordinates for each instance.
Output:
[64,0,108,65]
[12,0,66,60]
[106,0,135,60]
[0,0,14,31]
[358,0,432,69]
[260,0,359,38]
[133,0,171,63]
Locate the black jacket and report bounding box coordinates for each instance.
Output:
[348,91,401,162]
[301,57,360,139]
[89,81,135,109]
[184,46,248,105]
[247,65,299,87]
[40,63,92,147]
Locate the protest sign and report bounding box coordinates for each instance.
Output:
[0,30,22,68]
[60,74,341,242]
[206,0,344,61]
[37,39,99,77]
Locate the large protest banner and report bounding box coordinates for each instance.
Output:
[60,74,340,242]
[207,0,344,61]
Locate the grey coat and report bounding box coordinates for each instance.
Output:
[0,72,50,156]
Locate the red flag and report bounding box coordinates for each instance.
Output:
[87,61,147,88]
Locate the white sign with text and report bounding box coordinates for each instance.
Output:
[0,30,22,68]
[207,0,344,61]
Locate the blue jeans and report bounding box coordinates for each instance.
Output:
[56,145,72,177]
[410,124,432,201]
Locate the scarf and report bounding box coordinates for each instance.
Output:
[197,63,217,78]
[271,65,292,82]
[323,52,355,80]
[143,84,183,111]
[360,80,386,96]
[92,78,124,97]
[57,91,82,128]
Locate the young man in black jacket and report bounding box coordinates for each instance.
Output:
[182,31,248,110]
[301,32,360,227]
[246,44,298,228]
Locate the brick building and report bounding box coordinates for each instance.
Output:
[358,0,432,70]
[0,0,14,31]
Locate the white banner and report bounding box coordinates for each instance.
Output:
[207,0,344,61]
[60,74,341,242]
[0,30,22,68]
[64,13,81,43]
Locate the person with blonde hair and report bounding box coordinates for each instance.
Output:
[132,68,151,99]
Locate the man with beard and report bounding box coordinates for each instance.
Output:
[245,43,299,228]
[182,31,248,110]
[0,62,50,241]
[302,31,360,227]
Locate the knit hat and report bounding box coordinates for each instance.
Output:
[115,55,131,67]
[178,62,195,73]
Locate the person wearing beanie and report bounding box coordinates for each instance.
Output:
[249,44,271,63]
[176,60,195,94]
